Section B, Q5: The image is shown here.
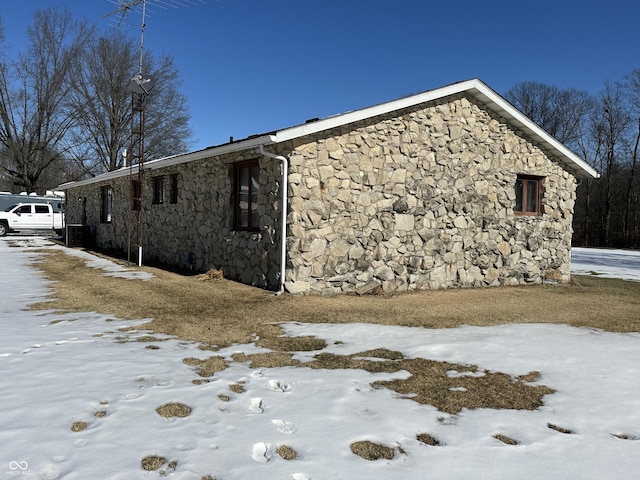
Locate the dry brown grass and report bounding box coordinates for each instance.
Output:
[70,421,87,432]
[493,433,519,445]
[302,351,553,413]
[229,382,245,394]
[350,440,395,460]
[141,455,165,471]
[547,423,573,434]
[416,433,440,446]
[27,248,640,414]
[31,250,640,345]
[183,356,228,378]
[156,402,192,418]
[276,445,297,460]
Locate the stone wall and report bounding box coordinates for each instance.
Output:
[64,149,283,289]
[282,93,577,294]
[65,92,578,295]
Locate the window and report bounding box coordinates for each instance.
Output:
[101,186,112,223]
[35,205,49,214]
[18,205,32,214]
[153,176,164,205]
[169,174,178,204]
[234,160,260,230]
[131,179,141,211]
[514,175,542,216]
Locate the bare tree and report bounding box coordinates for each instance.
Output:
[0,8,93,193]
[594,82,631,246]
[574,103,603,246]
[68,30,192,174]
[623,69,640,247]
[505,81,593,150]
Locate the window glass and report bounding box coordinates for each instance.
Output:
[250,166,260,227]
[153,176,164,205]
[526,180,538,213]
[101,186,112,222]
[170,174,178,204]
[234,160,260,230]
[35,205,49,214]
[514,178,523,212]
[514,175,542,216]
[18,205,31,214]
[237,166,249,228]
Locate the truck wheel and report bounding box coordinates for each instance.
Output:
[0,222,7,237]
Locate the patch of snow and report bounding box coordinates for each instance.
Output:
[1,237,640,479]
[571,247,640,281]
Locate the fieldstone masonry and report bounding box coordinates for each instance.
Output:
[65,150,283,290]
[64,92,577,295]
[283,94,576,294]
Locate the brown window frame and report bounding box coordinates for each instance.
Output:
[153,175,164,205]
[233,159,260,231]
[514,174,543,216]
[101,185,112,223]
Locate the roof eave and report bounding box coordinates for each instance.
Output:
[273,78,599,180]
[58,134,276,190]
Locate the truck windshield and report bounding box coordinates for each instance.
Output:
[4,204,18,212]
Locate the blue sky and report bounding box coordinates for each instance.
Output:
[2,1,639,152]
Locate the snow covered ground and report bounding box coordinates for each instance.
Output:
[1,238,639,480]
[571,247,640,282]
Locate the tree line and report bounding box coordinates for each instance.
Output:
[1,9,638,249]
[0,7,191,193]
[505,74,640,249]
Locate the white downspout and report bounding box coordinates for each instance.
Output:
[259,144,288,295]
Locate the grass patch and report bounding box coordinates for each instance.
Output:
[70,421,87,432]
[305,352,553,413]
[416,433,440,446]
[547,423,573,434]
[231,351,301,368]
[276,445,297,460]
[493,433,519,445]
[141,455,165,471]
[26,248,640,414]
[30,250,640,347]
[258,335,326,352]
[229,383,245,394]
[183,356,228,377]
[156,402,192,418]
[350,440,395,460]
[612,433,635,440]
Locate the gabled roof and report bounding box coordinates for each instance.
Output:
[271,78,598,179]
[59,78,598,190]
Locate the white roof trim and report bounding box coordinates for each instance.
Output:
[58,134,275,190]
[273,78,598,179]
[59,78,598,191]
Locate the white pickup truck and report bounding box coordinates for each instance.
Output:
[0,203,64,236]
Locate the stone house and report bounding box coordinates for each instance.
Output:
[59,79,598,295]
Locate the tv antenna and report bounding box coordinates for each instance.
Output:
[103,0,205,267]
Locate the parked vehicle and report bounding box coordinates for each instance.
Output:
[0,191,65,213]
[0,203,65,236]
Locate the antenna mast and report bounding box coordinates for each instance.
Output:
[103,0,204,266]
